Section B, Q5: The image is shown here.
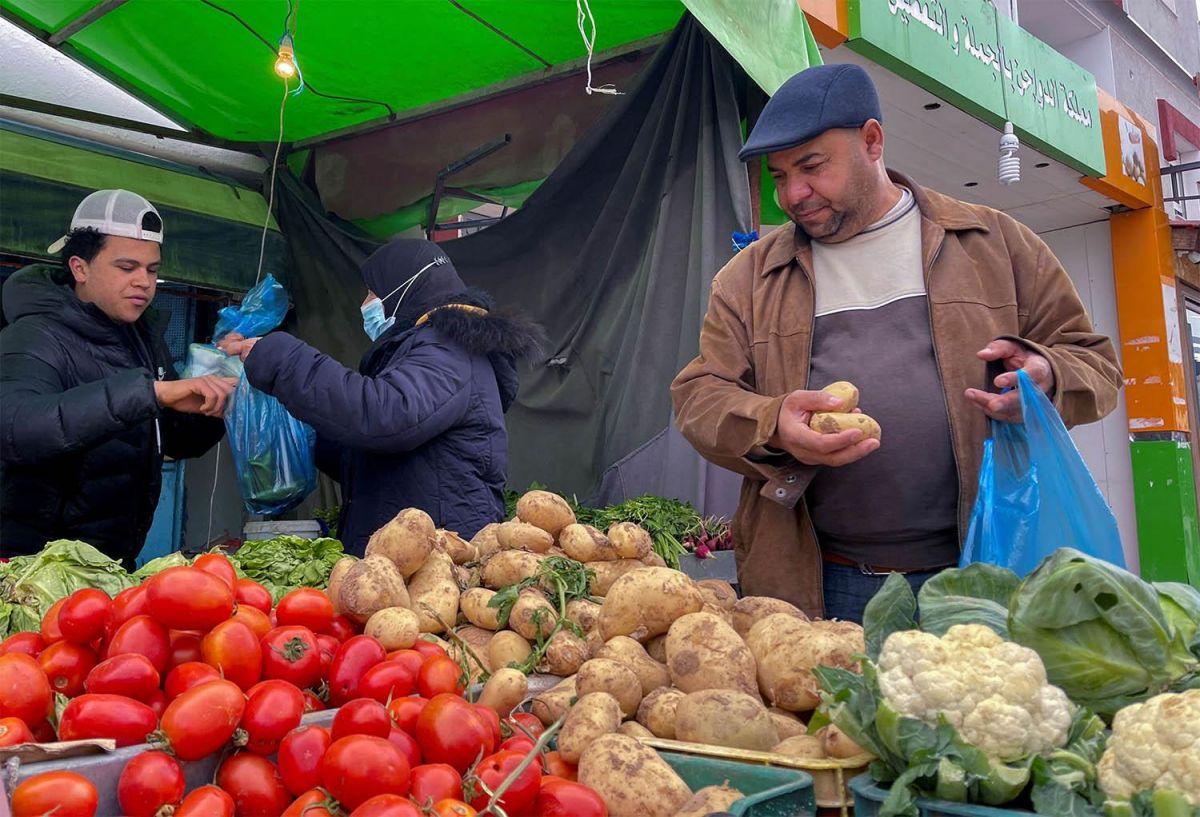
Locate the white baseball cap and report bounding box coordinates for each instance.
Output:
[47,189,164,254]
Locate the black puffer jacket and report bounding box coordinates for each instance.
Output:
[0,265,225,565]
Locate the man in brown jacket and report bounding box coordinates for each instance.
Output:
[671,64,1121,620]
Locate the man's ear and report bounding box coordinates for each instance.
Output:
[68,256,89,286]
[862,119,885,162]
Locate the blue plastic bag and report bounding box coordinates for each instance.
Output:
[961,369,1125,575]
[196,275,316,516]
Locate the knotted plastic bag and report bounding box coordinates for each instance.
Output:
[961,369,1126,575]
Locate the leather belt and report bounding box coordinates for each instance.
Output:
[821,551,945,575]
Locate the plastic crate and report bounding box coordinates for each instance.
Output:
[661,750,816,817]
[850,774,1036,816]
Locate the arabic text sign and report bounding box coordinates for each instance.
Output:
[848,0,1106,176]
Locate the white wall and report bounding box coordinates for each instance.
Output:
[1038,221,1141,571]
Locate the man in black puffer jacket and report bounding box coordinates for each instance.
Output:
[220,239,543,555]
[1,190,232,566]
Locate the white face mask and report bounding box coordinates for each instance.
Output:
[361,258,444,340]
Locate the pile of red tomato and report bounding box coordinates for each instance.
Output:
[0,554,608,817]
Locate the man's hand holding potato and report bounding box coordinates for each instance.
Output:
[769,389,880,467]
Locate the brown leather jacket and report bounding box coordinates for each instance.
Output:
[670,173,1122,615]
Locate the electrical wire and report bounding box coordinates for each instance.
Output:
[255,75,290,285]
[206,440,222,547]
[576,0,621,95]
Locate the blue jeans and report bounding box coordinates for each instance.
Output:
[821,562,941,623]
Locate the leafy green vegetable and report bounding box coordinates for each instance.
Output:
[918,563,1020,639]
[1008,549,1198,717]
[229,536,346,602]
[486,556,595,673]
[131,552,190,581]
[1029,709,1108,817]
[0,541,133,638]
[863,572,917,661]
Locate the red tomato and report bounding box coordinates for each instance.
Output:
[160,679,246,761]
[321,735,410,809]
[164,661,220,699]
[85,653,160,699]
[235,578,273,613]
[240,682,305,755]
[261,626,322,689]
[358,661,417,703]
[327,615,358,642]
[387,696,428,736]
[468,750,541,814]
[431,801,477,817]
[277,724,331,796]
[109,586,150,634]
[328,635,387,706]
[58,694,157,747]
[29,719,55,743]
[168,632,203,668]
[201,619,262,691]
[474,705,502,750]
[38,640,97,697]
[176,785,235,817]
[542,752,576,782]
[194,552,237,589]
[40,598,67,643]
[11,771,98,817]
[501,735,536,755]
[276,589,334,634]
[507,711,546,740]
[231,605,273,641]
[146,688,168,719]
[0,653,51,724]
[302,690,325,712]
[0,631,46,658]
[58,588,113,645]
[0,716,35,746]
[282,788,342,817]
[106,615,170,673]
[349,795,424,817]
[533,777,608,817]
[117,750,185,816]
[386,726,422,767]
[417,655,463,698]
[417,694,496,773]
[332,697,391,740]
[409,763,464,807]
[386,649,425,678]
[411,639,448,660]
[215,753,291,817]
[144,567,234,632]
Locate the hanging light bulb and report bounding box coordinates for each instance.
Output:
[998,121,1021,185]
[274,33,297,79]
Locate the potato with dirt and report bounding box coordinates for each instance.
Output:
[531,675,576,726]
[773,734,825,759]
[472,523,503,560]
[822,723,869,758]
[366,508,437,577]
[459,587,501,630]
[437,530,478,565]
[407,549,459,633]
[695,579,737,611]
[666,611,759,698]
[747,615,864,712]
[477,667,528,716]
[364,607,421,650]
[769,708,807,741]
[674,689,779,751]
[559,691,623,763]
[497,520,555,553]
[481,550,544,589]
[588,559,646,596]
[516,490,577,537]
[578,733,692,817]
[597,636,670,696]
[674,785,744,817]
[508,588,558,641]
[326,556,356,614]
[560,524,618,563]
[450,625,494,672]
[810,411,881,440]
[598,567,704,641]
[487,630,533,670]
[607,522,652,560]
[821,380,859,412]
[536,628,589,676]
[576,657,643,718]
[338,555,412,625]
[618,721,654,739]
[645,634,668,663]
[731,596,807,639]
[566,598,602,632]
[636,686,686,739]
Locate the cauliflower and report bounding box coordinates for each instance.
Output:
[877,623,1074,761]
[1098,689,1200,809]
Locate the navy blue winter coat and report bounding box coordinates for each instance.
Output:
[243,240,541,555]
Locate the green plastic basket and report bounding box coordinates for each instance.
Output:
[850,774,1037,816]
[661,750,816,816]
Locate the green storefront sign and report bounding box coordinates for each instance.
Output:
[847,0,1106,176]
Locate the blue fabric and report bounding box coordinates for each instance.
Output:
[822,562,940,623]
[245,319,515,555]
[961,369,1125,576]
[739,64,882,160]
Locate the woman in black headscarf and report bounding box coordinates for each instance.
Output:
[221,239,542,555]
